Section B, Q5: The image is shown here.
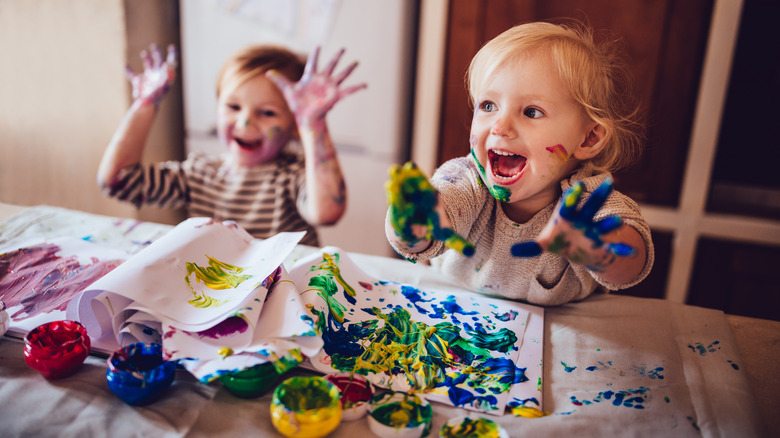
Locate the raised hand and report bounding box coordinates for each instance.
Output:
[266,46,367,129]
[511,178,634,271]
[386,162,475,257]
[125,43,177,108]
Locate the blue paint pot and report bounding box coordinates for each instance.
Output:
[106,342,176,406]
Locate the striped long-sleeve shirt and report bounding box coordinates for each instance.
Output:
[105,151,319,246]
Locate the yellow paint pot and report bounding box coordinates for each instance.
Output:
[270,375,342,437]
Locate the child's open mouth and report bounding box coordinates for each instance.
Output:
[235,137,263,151]
[488,149,526,182]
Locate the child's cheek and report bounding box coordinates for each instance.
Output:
[544,144,572,176]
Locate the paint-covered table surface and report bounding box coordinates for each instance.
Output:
[0,203,776,437]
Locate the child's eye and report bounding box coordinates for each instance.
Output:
[524,107,545,119]
[227,103,240,111]
[479,101,497,112]
[260,110,278,117]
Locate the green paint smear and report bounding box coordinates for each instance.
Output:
[185,255,251,308]
[470,148,511,202]
[440,417,500,438]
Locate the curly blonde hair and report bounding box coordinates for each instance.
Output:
[467,20,644,173]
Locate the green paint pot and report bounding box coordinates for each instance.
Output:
[220,362,280,398]
[368,391,433,438]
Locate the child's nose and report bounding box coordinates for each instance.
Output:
[490,117,515,137]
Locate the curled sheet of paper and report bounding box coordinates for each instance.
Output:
[67,218,321,381]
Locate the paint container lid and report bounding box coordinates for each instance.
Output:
[439,415,509,438]
[270,375,342,438]
[325,372,373,421]
[220,362,280,398]
[23,320,90,379]
[367,391,433,438]
[106,342,176,406]
[0,301,9,339]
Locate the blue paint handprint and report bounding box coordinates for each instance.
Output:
[511,178,634,271]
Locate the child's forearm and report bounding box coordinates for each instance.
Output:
[299,124,347,225]
[97,102,156,189]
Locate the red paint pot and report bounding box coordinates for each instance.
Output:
[24,320,90,379]
[325,372,373,421]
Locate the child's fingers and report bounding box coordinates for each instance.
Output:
[150,43,162,68]
[594,215,622,235]
[336,83,368,101]
[579,178,613,221]
[333,61,358,85]
[166,44,178,69]
[266,70,292,91]
[323,48,345,77]
[511,241,543,257]
[302,46,321,82]
[140,49,152,71]
[606,242,635,257]
[558,182,583,220]
[124,65,136,81]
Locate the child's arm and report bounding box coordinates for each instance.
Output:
[267,47,366,226]
[511,178,647,286]
[97,44,177,190]
[385,162,474,257]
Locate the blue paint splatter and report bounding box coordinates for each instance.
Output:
[570,387,650,409]
[561,361,577,373]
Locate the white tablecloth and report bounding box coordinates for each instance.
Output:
[0,205,769,437]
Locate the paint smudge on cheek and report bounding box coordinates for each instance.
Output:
[0,244,122,320]
[545,144,570,169]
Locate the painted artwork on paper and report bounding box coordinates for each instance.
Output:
[289,247,544,415]
[66,218,321,382]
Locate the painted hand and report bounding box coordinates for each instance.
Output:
[266,46,367,130]
[510,178,635,272]
[386,162,475,257]
[125,43,177,108]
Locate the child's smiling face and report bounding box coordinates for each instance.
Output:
[217,74,296,167]
[469,52,597,222]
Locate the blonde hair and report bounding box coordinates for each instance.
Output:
[216,45,305,98]
[467,21,644,173]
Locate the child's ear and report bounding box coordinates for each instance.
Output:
[573,122,609,160]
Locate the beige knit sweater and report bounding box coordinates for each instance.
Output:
[387,157,654,306]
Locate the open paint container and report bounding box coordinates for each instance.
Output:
[325,372,373,421]
[367,391,433,438]
[106,342,176,405]
[220,362,280,398]
[24,320,90,379]
[439,415,509,438]
[270,375,342,437]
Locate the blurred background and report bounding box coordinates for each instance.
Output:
[1,0,778,321]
